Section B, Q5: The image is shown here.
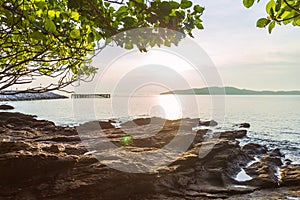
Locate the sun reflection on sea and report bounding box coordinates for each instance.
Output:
[157,95,182,120]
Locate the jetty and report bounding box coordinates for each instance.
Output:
[71,94,111,99]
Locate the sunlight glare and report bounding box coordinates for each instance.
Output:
[157,95,182,120]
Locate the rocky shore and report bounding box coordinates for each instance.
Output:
[0,112,299,199]
[0,91,67,101]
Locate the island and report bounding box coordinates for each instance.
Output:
[161,86,300,95]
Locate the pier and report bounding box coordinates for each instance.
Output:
[71,94,110,99]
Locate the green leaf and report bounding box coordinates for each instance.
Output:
[266,0,276,14]
[243,0,254,8]
[70,29,80,39]
[181,0,192,9]
[194,5,204,13]
[169,1,180,9]
[71,11,80,21]
[44,19,56,33]
[268,21,275,33]
[293,17,300,26]
[124,42,133,49]
[122,17,136,27]
[31,31,44,40]
[256,18,270,28]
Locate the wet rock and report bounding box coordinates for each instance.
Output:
[244,159,279,188]
[44,144,66,153]
[217,130,247,139]
[0,153,77,185]
[235,123,250,128]
[0,104,14,110]
[0,112,299,199]
[269,147,284,157]
[261,155,283,167]
[284,159,292,166]
[199,120,218,127]
[280,164,300,186]
[0,141,32,154]
[242,143,268,155]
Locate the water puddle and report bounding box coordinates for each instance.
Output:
[234,168,252,182]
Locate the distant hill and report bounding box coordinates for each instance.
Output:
[0,91,68,101]
[161,87,300,95]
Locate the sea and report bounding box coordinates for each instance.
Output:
[3,95,300,163]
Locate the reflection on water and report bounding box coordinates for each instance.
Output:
[157,95,182,120]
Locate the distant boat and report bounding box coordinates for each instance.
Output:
[71,94,111,99]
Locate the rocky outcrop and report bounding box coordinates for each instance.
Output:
[0,104,14,110]
[0,112,299,199]
[198,120,218,127]
[234,123,250,128]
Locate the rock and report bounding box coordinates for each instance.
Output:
[0,153,77,185]
[0,104,14,110]
[0,141,33,154]
[0,112,299,199]
[121,117,165,127]
[199,120,218,127]
[261,155,283,167]
[217,130,247,139]
[280,164,300,186]
[284,159,292,166]
[242,143,268,155]
[269,148,284,157]
[244,157,280,188]
[45,144,66,153]
[235,123,250,128]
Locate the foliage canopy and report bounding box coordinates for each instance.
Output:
[243,0,300,33]
[0,0,204,93]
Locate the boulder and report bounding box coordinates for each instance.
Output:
[0,105,14,110]
[242,143,268,155]
[235,123,250,128]
[217,130,247,139]
[199,120,218,127]
[280,164,300,186]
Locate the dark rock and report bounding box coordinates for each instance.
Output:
[0,104,14,110]
[217,130,247,139]
[235,123,250,128]
[269,148,284,157]
[199,120,218,127]
[280,165,300,186]
[244,155,282,188]
[80,121,115,130]
[0,141,32,154]
[242,143,268,155]
[0,153,76,185]
[0,112,298,199]
[261,155,283,167]
[284,159,292,166]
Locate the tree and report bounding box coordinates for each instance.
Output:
[0,0,204,94]
[243,0,300,33]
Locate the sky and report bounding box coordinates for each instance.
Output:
[194,0,300,90]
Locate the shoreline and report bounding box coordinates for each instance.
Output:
[0,112,299,199]
[0,91,68,101]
